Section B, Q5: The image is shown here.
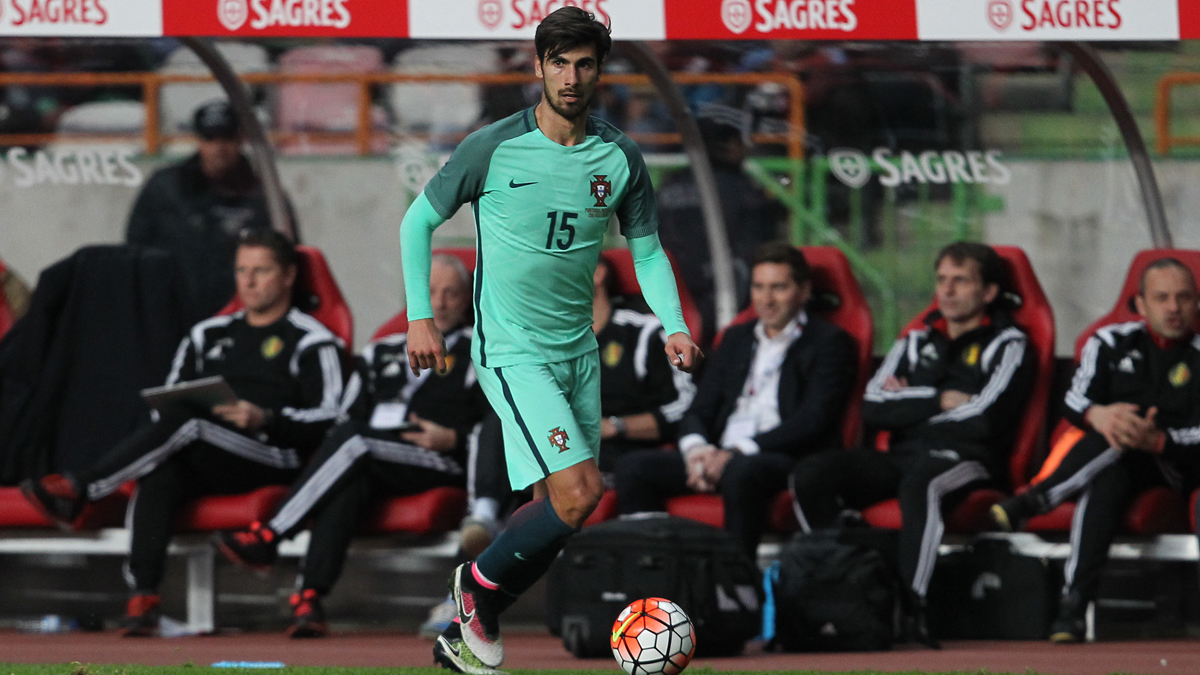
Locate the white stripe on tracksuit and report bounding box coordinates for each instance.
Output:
[1063,488,1092,594]
[1044,447,1122,507]
[267,433,464,535]
[86,420,301,500]
[912,460,990,596]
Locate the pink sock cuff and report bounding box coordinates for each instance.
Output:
[471,562,500,590]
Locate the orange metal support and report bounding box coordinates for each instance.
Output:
[0,70,806,160]
[1155,72,1200,155]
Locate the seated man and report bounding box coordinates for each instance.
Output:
[420,256,697,638]
[992,257,1200,644]
[790,242,1032,647]
[214,254,490,638]
[21,229,345,636]
[615,243,857,560]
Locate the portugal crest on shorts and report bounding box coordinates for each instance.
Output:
[548,426,570,453]
[1170,362,1191,387]
[590,175,612,207]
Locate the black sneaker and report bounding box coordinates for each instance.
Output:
[20,474,84,530]
[287,589,328,638]
[121,593,161,637]
[991,489,1045,532]
[434,622,507,675]
[902,591,941,650]
[214,521,279,572]
[1049,592,1087,643]
[450,563,504,668]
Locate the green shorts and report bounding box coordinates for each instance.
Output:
[475,351,601,490]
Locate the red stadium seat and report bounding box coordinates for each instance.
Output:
[362,487,469,535]
[666,246,875,532]
[1028,249,1200,535]
[583,489,619,527]
[220,245,354,346]
[862,246,1056,533]
[0,260,15,341]
[175,486,290,533]
[600,248,704,346]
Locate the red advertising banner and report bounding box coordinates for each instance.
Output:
[1181,0,1200,39]
[664,0,919,40]
[163,0,408,37]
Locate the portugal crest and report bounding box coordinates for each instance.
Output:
[548,427,571,453]
[590,175,612,208]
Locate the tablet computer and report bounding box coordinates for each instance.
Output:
[141,376,238,412]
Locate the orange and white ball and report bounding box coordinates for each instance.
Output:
[610,597,696,675]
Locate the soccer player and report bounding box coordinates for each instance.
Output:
[399,8,701,673]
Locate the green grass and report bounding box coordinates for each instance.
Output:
[0,666,1093,675]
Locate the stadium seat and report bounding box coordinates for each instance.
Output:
[600,248,704,347]
[389,45,499,147]
[220,245,354,346]
[54,101,146,146]
[275,45,390,156]
[1028,249,1200,536]
[664,246,875,531]
[860,246,1056,534]
[159,43,272,135]
[175,486,290,532]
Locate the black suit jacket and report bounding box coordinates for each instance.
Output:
[679,315,857,457]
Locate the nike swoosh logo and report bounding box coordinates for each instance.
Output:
[509,179,537,188]
[515,552,526,560]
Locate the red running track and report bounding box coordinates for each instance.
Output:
[0,630,1195,674]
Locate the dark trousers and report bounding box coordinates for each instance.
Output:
[790,447,989,598]
[469,412,511,510]
[78,411,304,591]
[614,449,796,560]
[266,421,464,595]
[1027,431,1200,601]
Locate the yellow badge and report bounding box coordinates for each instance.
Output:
[1170,362,1191,387]
[261,336,284,359]
[602,341,624,368]
[437,354,456,375]
[963,343,981,367]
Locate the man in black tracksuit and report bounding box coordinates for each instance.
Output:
[790,242,1033,646]
[616,243,857,560]
[993,257,1200,643]
[214,254,489,637]
[21,229,344,636]
[126,101,297,320]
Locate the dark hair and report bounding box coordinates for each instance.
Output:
[1139,257,1196,295]
[237,228,298,270]
[935,241,1006,290]
[751,242,810,287]
[535,7,612,65]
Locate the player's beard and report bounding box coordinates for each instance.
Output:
[544,83,594,121]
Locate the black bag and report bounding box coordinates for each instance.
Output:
[770,529,896,651]
[545,515,761,658]
[926,538,1057,640]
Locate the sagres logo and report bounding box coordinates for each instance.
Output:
[987,0,1013,31]
[548,427,570,453]
[478,0,502,30]
[217,0,249,30]
[721,0,753,34]
[829,149,871,189]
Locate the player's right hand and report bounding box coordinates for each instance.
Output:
[406,318,447,375]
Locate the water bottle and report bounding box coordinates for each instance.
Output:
[15,615,73,633]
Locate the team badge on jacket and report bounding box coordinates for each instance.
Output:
[261,336,285,359]
[962,343,981,367]
[602,341,624,367]
[1170,362,1191,388]
[548,426,570,453]
[438,355,456,375]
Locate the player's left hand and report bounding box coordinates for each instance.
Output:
[664,332,703,373]
[213,400,268,430]
[402,413,457,453]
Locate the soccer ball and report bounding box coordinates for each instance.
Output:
[610,597,696,675]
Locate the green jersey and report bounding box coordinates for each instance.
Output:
[423,107,658,368]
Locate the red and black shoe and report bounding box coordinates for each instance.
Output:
[214,521,279,572]
[288,589,328,638]
[20,474,84,530]
[122,593,161,637]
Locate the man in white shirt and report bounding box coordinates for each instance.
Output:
[614,243,857,559]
